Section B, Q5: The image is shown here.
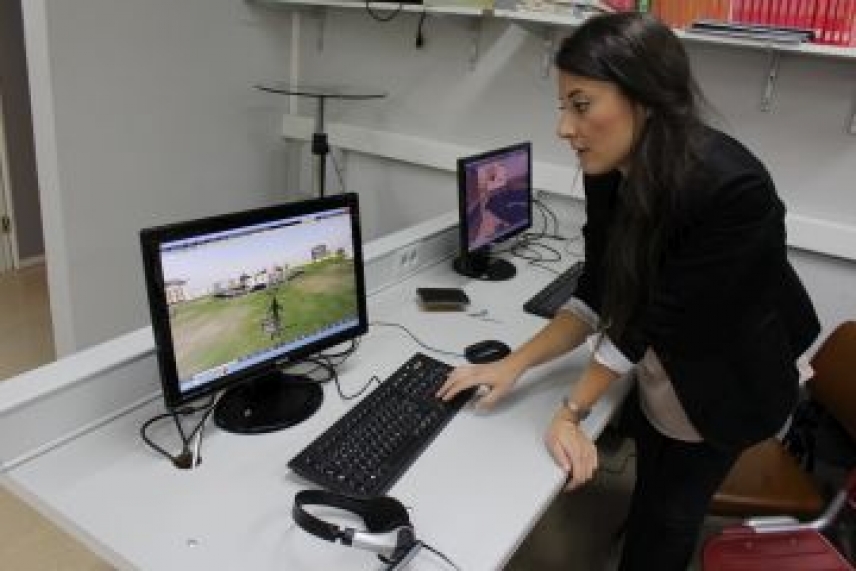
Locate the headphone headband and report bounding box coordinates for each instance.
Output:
[292,490,415,556]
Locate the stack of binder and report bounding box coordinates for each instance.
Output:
[729,0,855,46]
[688,19,815,44]
[650,0,855,47]
[512,0,856,47]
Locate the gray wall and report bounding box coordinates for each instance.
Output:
[26,0,295,353]
[0,0,44,261]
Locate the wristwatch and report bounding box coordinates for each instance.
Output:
[561,396,590,424]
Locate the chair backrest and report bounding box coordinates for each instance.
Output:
[808,321,856,443]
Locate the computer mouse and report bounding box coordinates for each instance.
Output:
[464,339,512,364]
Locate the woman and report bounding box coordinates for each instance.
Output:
[438,12,820,570]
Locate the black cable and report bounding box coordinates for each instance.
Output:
[381,541,461,570]
[529,200,553,244]
[371,321,465,358]
[419,541,462,571]
[528,261,562,275]
[285,340,376,401]
[266,339,361,384]
[140,340,366,465]
[139,397,216,466]
[534,197,561,239]
[532,195,585,260]
[510,240,562,264]
[364,0,403,22]
[415,9,427,48]
[329,151,347,194]
[318,337,361,362]
[140,413,185,462]
[336,371,380,401]
[490,197,566,267]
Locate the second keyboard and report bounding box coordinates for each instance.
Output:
[522,261,585,318]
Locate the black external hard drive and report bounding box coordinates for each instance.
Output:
[416,287,471,311]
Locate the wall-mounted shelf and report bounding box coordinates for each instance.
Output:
[258,0,856,130]
[256,0,486,17]
[256,1,856,61]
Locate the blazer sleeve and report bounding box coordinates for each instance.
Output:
[572,171,621,316]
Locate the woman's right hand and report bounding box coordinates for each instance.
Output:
[436,356,526,410]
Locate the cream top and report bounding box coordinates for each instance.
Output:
[561,297,813,442]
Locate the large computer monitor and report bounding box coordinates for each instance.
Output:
[140,193,368,434]
[453,142,533,281]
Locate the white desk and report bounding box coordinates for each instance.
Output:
[1,225,630,571]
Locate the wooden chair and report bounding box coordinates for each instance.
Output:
[709,321,856,519]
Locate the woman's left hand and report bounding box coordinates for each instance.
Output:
[544,408,598,491]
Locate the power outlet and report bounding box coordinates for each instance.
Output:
[394,244,421,277]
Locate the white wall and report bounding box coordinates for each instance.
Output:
[23,3,856,354]
[286,8,856,329]
[24,0,296,354]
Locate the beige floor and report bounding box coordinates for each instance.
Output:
[0,264,113,570]
[0,265,721,570]
[0,263,54,380]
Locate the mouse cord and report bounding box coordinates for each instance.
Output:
[370,321,465,358]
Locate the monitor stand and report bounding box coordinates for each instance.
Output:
[213,370,323,434]
[453,253,516,281]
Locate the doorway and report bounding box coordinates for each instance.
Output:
[0,0,46,276]
[0,89,15,273]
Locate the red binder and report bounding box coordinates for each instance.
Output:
[815,0,831,43]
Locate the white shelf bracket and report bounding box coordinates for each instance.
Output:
[760,49,781,112]
[541,27,558,79]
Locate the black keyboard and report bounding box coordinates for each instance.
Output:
[522,261,585,318]
[288,353,473,497]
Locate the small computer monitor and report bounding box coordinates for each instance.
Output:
[453,142,533,281]
[140,193,368,434]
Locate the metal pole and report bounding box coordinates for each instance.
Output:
[311,96,328,197]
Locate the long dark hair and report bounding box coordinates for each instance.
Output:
[554,13,708,339]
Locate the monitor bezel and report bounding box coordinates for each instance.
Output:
[455,142,533,278]
[140,192,368,411]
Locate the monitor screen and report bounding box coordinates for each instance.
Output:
[454,142,532,281]
[140,193,368,434]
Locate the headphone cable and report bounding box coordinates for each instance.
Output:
[418,541,461,571]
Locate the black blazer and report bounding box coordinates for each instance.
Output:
[574,127,820,450]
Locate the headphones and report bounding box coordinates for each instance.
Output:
[292,490,420,568]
